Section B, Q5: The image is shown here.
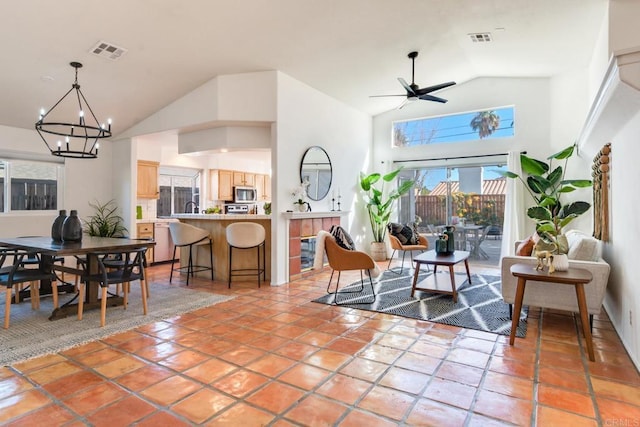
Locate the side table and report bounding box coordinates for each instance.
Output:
[509,263,595,361]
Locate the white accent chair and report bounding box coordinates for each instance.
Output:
[501,230,610,329]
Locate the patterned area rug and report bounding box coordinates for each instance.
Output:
[0,283,233,366]
[313,269,528,337]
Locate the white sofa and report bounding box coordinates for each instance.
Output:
[501,230,610,320]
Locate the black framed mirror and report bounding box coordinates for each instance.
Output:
[300,146,332,201]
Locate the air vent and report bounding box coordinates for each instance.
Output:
[468,33,492,43]
[90,41,128,61]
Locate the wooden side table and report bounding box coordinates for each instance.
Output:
[509,263,595,361]
[411,250,471,302]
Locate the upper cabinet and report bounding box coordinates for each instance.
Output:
[256,174,271,201]
[233,171,255,187]
[210,169,234,201]
[137,160,160,199]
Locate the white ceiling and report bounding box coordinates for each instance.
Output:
[1,0,607,138]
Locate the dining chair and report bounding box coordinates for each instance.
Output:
[70,247,148,327]
[0,248,57,328]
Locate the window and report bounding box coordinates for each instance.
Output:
[393,106,515,147]
[156,167,201,216]
[0,159,62,212]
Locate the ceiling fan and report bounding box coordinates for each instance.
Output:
[371,51,456,108]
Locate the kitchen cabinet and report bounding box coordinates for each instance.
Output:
[136,223,155,263]
[137,160,160,199]
[209,169,234,201]
[233,171,255,187]
[256,174,271,201]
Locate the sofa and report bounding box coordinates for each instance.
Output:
[501,230,610,320]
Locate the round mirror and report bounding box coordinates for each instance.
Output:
[300,146,332,201]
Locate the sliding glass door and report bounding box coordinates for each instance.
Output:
[399,163,507,266]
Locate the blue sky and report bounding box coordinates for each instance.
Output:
[416,165,508,192]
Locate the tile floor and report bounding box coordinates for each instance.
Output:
[1,262,639,426]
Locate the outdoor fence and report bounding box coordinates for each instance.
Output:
[415,193,505,228]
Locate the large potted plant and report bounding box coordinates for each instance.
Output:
[502,144,591,258]
[360,167,414,261]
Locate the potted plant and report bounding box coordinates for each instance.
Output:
[502,144,592,257]
[360,167,414,260]
[84,199,128,237]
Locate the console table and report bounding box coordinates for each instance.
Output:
[509,263,595,361]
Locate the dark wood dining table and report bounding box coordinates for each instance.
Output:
[0,236,154,320]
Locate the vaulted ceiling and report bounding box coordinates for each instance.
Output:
[0,0,607,137]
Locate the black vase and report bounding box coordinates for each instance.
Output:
[62,210,83,242]
[51,210,67,241]
[444,225,455,254]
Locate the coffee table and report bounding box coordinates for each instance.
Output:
[411,250,471,302]
[509,263,595,361]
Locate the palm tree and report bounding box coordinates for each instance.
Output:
[470,110,500,139]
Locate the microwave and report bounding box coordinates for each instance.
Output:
[234,186,257,203]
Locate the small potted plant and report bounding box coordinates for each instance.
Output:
[84,199,128,237]
[291,184,310,212]
[360,167,414,260]
[502,144,592,266]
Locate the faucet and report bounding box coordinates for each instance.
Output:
[184,201,199,214]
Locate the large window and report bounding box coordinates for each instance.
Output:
[156,167,201,216]
[0,159,62,212]
[393,106,515,147]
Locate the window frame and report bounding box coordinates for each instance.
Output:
[0,157,64,214]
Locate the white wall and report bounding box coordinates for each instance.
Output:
[0,124,113,237]
[373,77,551,239]
[275,71,372,280]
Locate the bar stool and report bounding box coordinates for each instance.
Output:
[226,222,265,288]
[169,222,214,285]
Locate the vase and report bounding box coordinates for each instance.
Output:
[553,253,570,271]
[370,241,387,261]
[435,234,449,254]
[444,225,456,254]
[62,210,83,242]
[51,210,67,242]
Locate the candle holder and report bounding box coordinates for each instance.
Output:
[337,195,342,211]
[331,197,336,211]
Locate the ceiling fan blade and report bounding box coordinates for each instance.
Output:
[415,81,457,95]
[398,77,415,96]
[419,94,448,103]
[369,94,407,98]
[397,98,410,109]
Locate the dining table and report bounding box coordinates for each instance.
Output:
[0,235,155,320]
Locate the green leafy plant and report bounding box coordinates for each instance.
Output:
[84,199,128,237]
[360,167,414,243]
[502,144,591,253]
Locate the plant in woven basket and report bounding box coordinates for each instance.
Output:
[84,199,128,237]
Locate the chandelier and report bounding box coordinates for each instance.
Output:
[35,62,112,159]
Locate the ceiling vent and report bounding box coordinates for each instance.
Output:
[468,33,492,43]
[90,41,128,61]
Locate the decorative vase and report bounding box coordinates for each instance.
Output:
[62,210,83,242]
[370,241,387,261]
[553,253,570,272]
[444,225,456,254]
[51,210,67,242]
[435,234,449,254]
[297,204,307,212]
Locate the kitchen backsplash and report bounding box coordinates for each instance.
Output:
[137,199,157,219]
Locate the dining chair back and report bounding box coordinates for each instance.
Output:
[73,247,148,327]
[0,249,56,328]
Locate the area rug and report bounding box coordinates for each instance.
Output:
[0,284,233,366]
[313,270,528,338]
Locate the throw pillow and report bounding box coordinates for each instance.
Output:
[516,236,535,256]
[329,225,355,251]
[387,222,419,245]
[567,234,600,261]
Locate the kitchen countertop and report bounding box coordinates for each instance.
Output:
[136,218,180,224]
[172,214,271,220]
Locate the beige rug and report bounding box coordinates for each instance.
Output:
[1,283,233,366]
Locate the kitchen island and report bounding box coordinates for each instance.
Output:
[172,214,271,284]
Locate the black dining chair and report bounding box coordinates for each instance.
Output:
[68,247,148,327]
[0,248,57,329]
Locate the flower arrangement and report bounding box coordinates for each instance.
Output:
[291,183,310,211]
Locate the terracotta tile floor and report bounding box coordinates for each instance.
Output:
[1,262,639,426]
